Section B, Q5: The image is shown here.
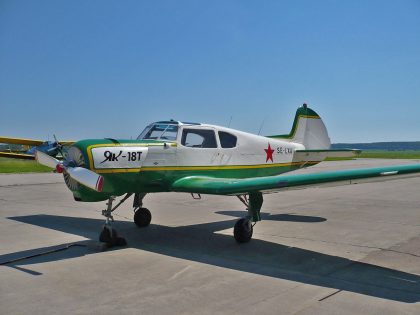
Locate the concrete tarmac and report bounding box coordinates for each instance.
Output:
[1,159,420,314]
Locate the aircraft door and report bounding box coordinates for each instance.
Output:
[177,127,220,167]
[218,131,237,165]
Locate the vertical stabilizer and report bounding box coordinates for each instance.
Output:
[268,104,331,149]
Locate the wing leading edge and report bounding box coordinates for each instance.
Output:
[171,163,420,195]
[0,137,75,146]
[0,151,35,160]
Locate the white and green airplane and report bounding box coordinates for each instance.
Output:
[36,104,420,246]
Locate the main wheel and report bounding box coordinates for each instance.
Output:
[134,207,152,227]
[234,218,253,243]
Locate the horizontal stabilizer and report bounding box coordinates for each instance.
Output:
[294,149,361,160]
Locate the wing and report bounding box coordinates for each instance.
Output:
[0,137,75,146]
[171,163,420,195]
[0,151,35,160]
[0,136,45,146]
[57,141,75,146]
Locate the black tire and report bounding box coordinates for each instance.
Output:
[234,218,253,243]
[134,207,152,227]
[99,227,118,244]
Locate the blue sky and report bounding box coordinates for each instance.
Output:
[1,0,419,143]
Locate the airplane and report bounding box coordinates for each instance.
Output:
[34,104,420,247]
[0,136,74,160]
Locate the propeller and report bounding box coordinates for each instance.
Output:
[35,151,104,192]
[35,150,60,168]
[53,134,63,151]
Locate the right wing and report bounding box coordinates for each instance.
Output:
[171,163,420,195]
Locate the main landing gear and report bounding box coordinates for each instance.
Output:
[234,192,263,243]
[99,193,150,247]
[133,193,151,227]
[98,191,262,246]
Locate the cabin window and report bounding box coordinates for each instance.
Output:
[138,124,178,141]
[218,131,237,148]
[181,129,217,148]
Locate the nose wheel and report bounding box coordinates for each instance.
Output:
[99,226,127,247]
[99,194,134,247]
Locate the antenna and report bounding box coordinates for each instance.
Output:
[228,116,233,128]
[258,117,266,135]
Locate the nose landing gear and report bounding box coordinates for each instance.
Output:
[99,193,151,247]
[100,196,130,247]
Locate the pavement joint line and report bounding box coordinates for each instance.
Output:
[0,182,63,188]
[317,213,420,228]
[0,243,87,266]
[257,233,420,258]
[318,289,342,301]
[325,275,420,296]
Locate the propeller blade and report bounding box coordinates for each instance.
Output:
[66,167,104,192]
[35,150,60,168]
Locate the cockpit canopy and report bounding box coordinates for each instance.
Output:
[137,121,200,141]
[137,121,238,149]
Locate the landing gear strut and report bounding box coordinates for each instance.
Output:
[234,192,263,243]
[100,195,132,247]
[98,193,151,247]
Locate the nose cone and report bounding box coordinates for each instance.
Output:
[65,146,86,167]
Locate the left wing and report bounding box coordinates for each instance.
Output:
[0,151,35,160]
[0,136,75,146]
[0,136,44,146]
[171,163,420,195]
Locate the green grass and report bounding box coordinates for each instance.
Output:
[0,157,53,173]
[359,150,420,159]
[326,150,420,161]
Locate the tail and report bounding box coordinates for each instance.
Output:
[268,104,331,149]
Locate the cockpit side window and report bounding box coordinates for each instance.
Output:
[218,131,237,148]
[181,129,217,148]
[137,124,178,141]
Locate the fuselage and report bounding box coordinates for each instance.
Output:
[64,121,322,201]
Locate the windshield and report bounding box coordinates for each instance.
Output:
[137,123,179,141]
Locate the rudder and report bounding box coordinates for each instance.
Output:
[268,104,331,150]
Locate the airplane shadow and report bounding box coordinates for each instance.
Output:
[3,213,420,303]
[216,211,327,222]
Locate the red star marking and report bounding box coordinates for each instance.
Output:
[264,143,275,163]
